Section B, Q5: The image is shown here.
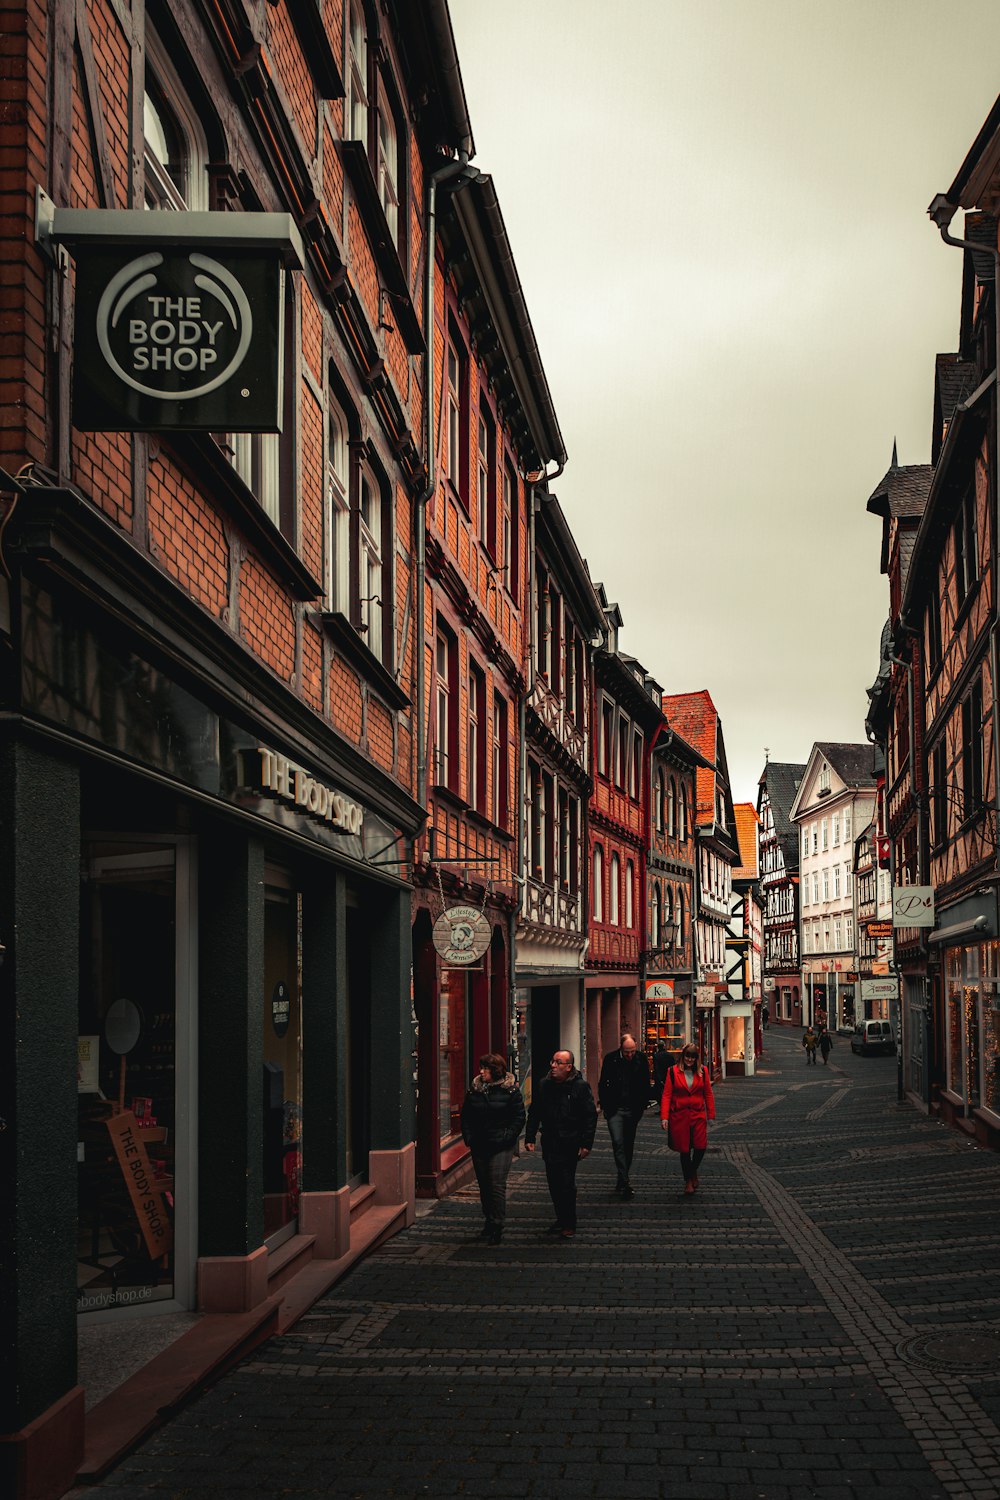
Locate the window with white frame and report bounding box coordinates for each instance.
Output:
[446,330,467,505]
[812,872,819,903]
[819,762,831,794]
[477,411,490,551]
[376,76,398,243]
[802,827,809,860]
[610,854,620,924]
[811,826,818,854]
[821,818,828,850]
[493,696,508,830]
[667,776,676,837]
[358,467,382,658]
[625,860,634,928]
[832,814,840,846]
[833,917,841,949]
[822,867,829,900]
[843,809,852,841]
[664,885,674,943]
[845,913,853,947]
[651,886,661,949]
[434,625,456,788]
[143,32,209,211]
[679,786,687,842]
[593,846,604,921]
[327,396,350,613]
[802,878,809,908]
[833,863,841,898]
[347,0,368,142]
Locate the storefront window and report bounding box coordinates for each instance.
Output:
[263,877,302,1238]
[440,969,470,1144]
[77,844,179,1314]
[724,1015,745,1062]
[643,1000,685,1066]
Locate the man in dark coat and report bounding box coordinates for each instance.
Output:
[524,1049,597,1239]
[597,1033,652,1198]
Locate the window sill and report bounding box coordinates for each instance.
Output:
[167,434,322,602]
[466,806,513,840]
[315,609,409,710]
[284,0,344,99]
[338,140,422,354]
[431,782,469,813]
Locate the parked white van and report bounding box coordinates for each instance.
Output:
[850,1019,894,1056]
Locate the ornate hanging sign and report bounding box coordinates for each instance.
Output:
[432,905,491,965]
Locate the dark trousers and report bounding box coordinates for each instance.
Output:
[679,1147,705,1182]
[472,1149,514,1228]
[806,1049,817,1064]
[544,1149,580,1230]
[606,1109,639,1184]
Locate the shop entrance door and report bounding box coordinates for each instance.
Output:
[530,986,561,1094]
[263,871,303,1245]
[345,904,371,1187]
[77,840,197,1319]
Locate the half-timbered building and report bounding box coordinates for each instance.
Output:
[722,802,763,1075]
[515,495,603,1107]
[757,760,806,1028]
[410,169,565,1195]
[643,724,705,1070]
[584,596,663,1095]
[792,744,879,1029]
[865,454,934,1091]
[661,690,740,1072]
[898,112,1000,1142]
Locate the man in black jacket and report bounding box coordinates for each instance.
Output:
[524,1050,597,1239]
[598,1033,652,1198]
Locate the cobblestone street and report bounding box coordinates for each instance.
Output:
[74,1035,1000,1500]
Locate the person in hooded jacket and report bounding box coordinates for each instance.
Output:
[460,1052,525,1245]
[597,1033,653,1198]
[660,1042,716,1194]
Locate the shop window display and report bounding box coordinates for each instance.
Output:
[440,968,471,1143]
[77,845,177,1314]
[644,1000,685,1068]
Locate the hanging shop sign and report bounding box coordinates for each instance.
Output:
[645,979,674,1001]
[38,205,303,432]
[863,920,893,938]
[861,977,898,1001]
[695,985,716,1009]
[433,905,492,965]
[892,885,935,928]
[241,746,364,835]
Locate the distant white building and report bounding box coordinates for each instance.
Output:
[790,743,881,1029]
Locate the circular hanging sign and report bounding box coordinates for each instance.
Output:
[271,981,290,1038]
[432,905,491,965]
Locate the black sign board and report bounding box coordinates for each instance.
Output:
[72,245,284,432]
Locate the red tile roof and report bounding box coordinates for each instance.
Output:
[733,803,759,880]
[662,690,718,826]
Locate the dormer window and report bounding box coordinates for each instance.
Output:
[818,763,831,797]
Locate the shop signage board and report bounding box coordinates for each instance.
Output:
[892,885,935,927]
[104,1110,173,1260]
[695,985,716,1009]
[241,746,364,834]
[39,206,303,432]
[432,906,491,965]
[863,920,893,938]
[861,977,898,1001]
[645,979,674,1000]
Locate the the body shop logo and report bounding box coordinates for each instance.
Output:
[96,251,253,400]
[73,240,284,433]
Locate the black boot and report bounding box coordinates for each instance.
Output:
[487,1225,503,1245]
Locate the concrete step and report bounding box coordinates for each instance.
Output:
[265,1232,316,1294]
[349,1183,377,1222]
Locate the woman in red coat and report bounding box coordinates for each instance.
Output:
[660,1042,715,1194]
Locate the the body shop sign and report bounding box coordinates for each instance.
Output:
[41,207,303,432]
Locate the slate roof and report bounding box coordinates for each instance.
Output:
[934,354,979,465]
[816,742,882,787]
[758,761,806,869]
[732,803,760,881]
[865,462,934,520]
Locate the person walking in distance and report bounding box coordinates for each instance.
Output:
[818,1027,834,1066]
[524,1050,597,1239]
[598,1032,653,1199]
[652,1041,674,1104]
[660,1042,715,1194]
[460,1052,525,1245]
[802,1025,818,1065]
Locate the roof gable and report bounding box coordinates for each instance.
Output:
[790,742,879,820]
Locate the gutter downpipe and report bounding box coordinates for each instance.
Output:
[512,460,565,1074]
[415,152,471,819]
[928,198,1000,847]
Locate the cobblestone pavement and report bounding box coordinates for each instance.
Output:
[76,1032,1000,1499]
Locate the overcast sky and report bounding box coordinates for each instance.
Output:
[448,0,1000,807]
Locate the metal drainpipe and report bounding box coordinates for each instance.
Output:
[415,152,472,817]
[928,199,1000,842]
